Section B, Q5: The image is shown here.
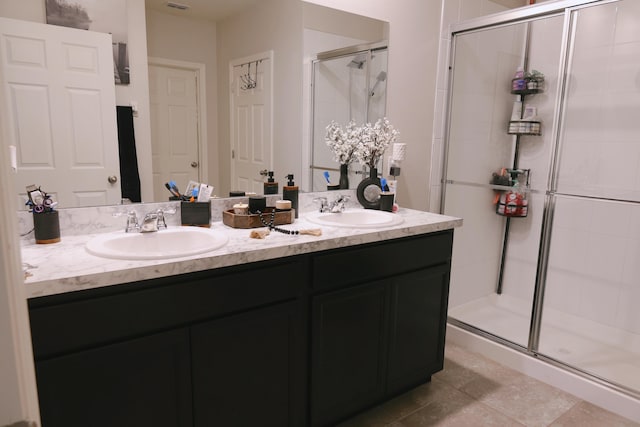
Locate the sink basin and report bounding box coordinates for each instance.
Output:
[86,227,229,260]
[304,208,403,229]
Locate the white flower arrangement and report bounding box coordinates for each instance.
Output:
[325,120,359,165]
[325,117,399,168]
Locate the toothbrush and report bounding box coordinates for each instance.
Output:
[165,183,180,198]
[189,187,199,202]
[169,180,184,200]
[323,171,331,184]
[380,177,389,191]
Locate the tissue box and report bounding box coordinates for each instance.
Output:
[181,201,211,227]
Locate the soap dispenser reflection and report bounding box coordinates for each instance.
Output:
[283,174,299,218]
[264,171,278,195]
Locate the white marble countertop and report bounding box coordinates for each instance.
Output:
[22,208,461,299]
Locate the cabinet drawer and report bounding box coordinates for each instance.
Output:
[312,231,452,292]
[29,257,306,359]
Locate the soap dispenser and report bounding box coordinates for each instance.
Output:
[264,171,278,195]
[283,174,299,218]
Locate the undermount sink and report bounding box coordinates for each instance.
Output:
[304,208,403,229]
[86,227,229,260]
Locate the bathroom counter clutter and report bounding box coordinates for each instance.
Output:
[21,207,461,299]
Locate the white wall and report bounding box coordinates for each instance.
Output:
[146,9,219,191]
[303,0,443,211]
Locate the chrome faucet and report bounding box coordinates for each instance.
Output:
[140,209,169,233]
[329,195,349,213]
[313,195,350,213]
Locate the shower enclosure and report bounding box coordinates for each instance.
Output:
[443,0,640,399]
[309,43,388,191]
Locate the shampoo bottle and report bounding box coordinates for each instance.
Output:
[283,174,299,218]
[264,171,278,194]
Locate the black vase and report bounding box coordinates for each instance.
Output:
[339,164,349,189]
[356,167,382,209]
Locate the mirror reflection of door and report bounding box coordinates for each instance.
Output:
[0,17,121,208]
[230,52,272,194]
[148,61,202,202]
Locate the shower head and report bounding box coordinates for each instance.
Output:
[347,53,368,69]
[370,71,388,96]
[347,59,365,69]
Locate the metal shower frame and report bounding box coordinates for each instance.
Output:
[440,0,638,399]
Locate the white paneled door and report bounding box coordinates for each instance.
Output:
[148,63,200,202]
[0,17,120,208]
[230,53,272,194]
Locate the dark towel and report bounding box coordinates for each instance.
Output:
[116,106,141,202]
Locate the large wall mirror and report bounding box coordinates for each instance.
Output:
[1,0,388,209]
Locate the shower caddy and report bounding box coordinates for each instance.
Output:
[495,70,544,294]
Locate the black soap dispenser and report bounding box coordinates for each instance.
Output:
[264,171,278,195]
[283,174,299,218]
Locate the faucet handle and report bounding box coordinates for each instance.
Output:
[125,211,139,233]
[155,208,176,229]
[312,197,328,212]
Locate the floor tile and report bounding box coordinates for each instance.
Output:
[461,374,580,427]
[549,401,640,427]
[338,343,638,427]
[435,343,523,390]
[393,386,524,427]
[337,379,457,427]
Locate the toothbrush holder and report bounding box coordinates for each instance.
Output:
[180,201,211,227]
[33,210,61,244]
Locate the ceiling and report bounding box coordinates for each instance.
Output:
[145,0,263,22]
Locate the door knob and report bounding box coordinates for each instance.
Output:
[191,161,198,168]
[259,169,268,176]
[108,175,118,184]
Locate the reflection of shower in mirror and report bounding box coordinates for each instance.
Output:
[370,71,387,96]
[347,53,367,69]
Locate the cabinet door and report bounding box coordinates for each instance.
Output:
[36,328,192,427]
[387,265,450,395]
[191,300,305,427]
[311,281,388,427]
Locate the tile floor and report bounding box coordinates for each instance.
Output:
[339,343,639,427]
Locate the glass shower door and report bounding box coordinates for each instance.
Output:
[444,15,564,348]
[538,0,640,394]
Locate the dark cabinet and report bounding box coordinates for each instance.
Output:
[311,281,389,426]
[387,265,450,395]
[36,328,192,427]
[29,257,305,427]
[192,300,305,427]
[28,231,454,427]
[309,233,453,426]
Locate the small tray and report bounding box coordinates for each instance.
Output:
[222,207,294,229]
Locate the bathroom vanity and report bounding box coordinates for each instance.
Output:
[22,203,460,427]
